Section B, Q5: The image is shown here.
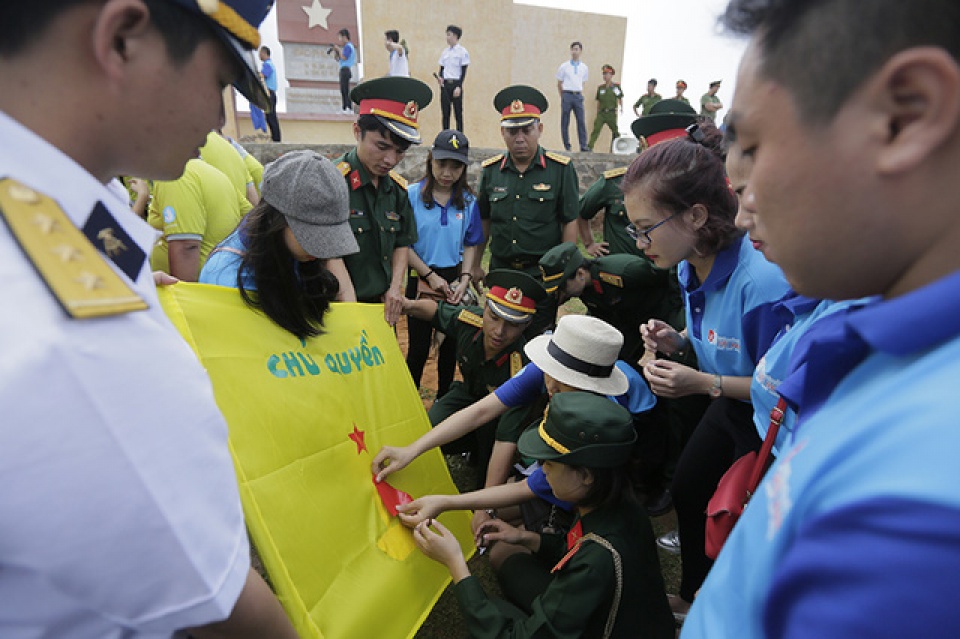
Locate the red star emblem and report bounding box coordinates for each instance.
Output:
[348,423,367,454]
[349,169,362,191]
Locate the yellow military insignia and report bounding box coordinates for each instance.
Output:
[510,100,525,114]
[504,287,524,304]
[457,309,484,328]
[510,352,522,377]
[598,272,624,287]
[604,166,628,180]
[337,161,352,177]
[389,171,408,190]
[532,183,551,192]
[403,100,419,120]
[97,228,127,257]
[481,154,504,168]
[0,178,148,319]
[545,151,571,165]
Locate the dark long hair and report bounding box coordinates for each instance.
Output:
[419,151,473,211]
[236,202,340,340]
[621,121,741,256]
[572,463,637,511]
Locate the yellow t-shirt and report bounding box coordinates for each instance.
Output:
[243,153,264,196]
[199,132,254,213]
[148,159,247,274]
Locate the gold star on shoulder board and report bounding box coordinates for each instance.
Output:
[51,244,84,263]
[32,213,59,235]
[75,271,104,291]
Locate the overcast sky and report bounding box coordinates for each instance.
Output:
[256,0,749,133]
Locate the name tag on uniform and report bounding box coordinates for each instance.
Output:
[493,186,507,193]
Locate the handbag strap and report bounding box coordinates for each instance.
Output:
[747,397,788,494]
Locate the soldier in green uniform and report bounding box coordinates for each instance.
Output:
[699,79,724,122]
[335,76,432,325]
[587,64,623,152]
[673,79,691,106]
[476,85,579,280]
[400,270,546,474]
[633,78,662,117]
[412,391,675,639]
[540,242,683,367]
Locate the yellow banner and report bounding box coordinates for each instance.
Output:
[158,283,474,639]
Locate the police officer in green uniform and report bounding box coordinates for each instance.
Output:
[335,76,432,325]
[578,98,699,260]
[540,242,682,367]
[632,78,662,117]
[587,64,623,151]
[400,270,546,475]
[476,85,579,280]
[673,79,691,106]
[699,79,724,122]
[412,391,675,639]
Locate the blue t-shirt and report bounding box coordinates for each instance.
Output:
[198,228,254,289]
[339,42,356,68]
[683,270,960,639]
[678,233,791,378]
[495,360,657,509]
[408,181,484,269]
[261,58,277,91]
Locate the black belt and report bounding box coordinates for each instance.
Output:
[562,90,582,94]
[599,108,617,112]
[508,257,537,270]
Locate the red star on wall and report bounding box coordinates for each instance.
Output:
[348,423,367,454]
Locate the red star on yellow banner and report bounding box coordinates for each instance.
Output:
[348,423,367,454]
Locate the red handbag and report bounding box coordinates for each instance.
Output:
[705,397,787,559]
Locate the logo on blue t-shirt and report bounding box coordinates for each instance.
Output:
[707,328,742,352]
[163,206,176,224]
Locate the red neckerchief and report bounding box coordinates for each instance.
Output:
[551,520,584,573]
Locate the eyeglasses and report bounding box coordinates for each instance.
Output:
[626,212,681,245]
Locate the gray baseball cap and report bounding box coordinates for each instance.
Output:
[261,150,359,260]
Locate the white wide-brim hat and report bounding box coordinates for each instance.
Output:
[524,314,628,396]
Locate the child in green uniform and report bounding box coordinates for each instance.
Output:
[413,391,675,639]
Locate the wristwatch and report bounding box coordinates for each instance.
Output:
[709,374,723,399]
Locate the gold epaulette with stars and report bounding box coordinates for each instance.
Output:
[481,154,504,168]
[603,166,628,180]
[337,161,351,177]
[598,271,624,288]
[457,308,484,328]
[510,352,523,377]
[389,171,408,190]
[0,178,148,319]
[545,151,571,165]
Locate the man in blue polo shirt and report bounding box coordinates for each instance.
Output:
[683,1,960,638]
[258,46,281,141]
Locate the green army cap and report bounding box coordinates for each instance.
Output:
[494,85,549,128]
[485,269,547,324]
[518,391,636,468]
[631,98,697,147]
[351,76,433,144]
[538,242,585,294]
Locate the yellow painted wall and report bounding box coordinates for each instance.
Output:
[234,1,626,151]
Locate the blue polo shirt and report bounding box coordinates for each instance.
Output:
[749,295,860,455]
[683,269,960,639]
[339,42,355,68]
[261,58,277,91]
[198,228,253,289]
[408,180,484,269]
[678,233,790,378]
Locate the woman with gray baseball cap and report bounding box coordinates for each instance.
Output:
[200,150,359,339]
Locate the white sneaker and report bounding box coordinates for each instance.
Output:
[657,529,681,554]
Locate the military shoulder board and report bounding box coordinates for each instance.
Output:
[545,151,571,165]
[337,161,351,177]
[389,171,408,190]
[598,271,624,288]
[603,166,628,180]
[481,154,505,168]
[457,309,484,328]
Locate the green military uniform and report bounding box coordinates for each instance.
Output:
[427,301,527,470]
[675,95,691,106]
[579,167,640,258]
[453,393,675,639]
[588,81,623,149]
[335,149,417,302]
[633,92,662,115]
[700,93,722,121]
[477,147,579,277]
